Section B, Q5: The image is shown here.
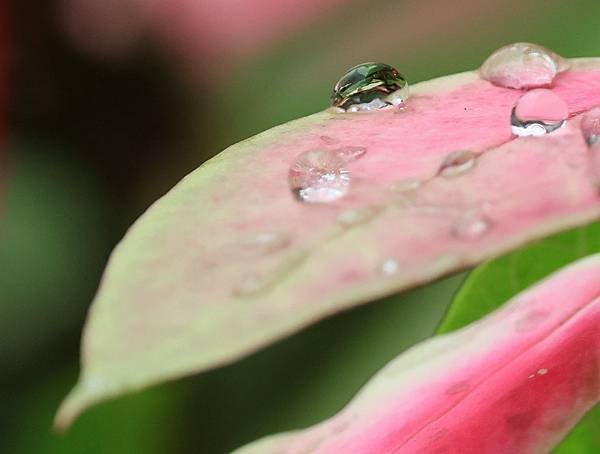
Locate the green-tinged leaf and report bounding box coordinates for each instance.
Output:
[57,60,600,428]
[438,221,600,334]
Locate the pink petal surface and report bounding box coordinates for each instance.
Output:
[56,59,600,429]
[236,255,600,453]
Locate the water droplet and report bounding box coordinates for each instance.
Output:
[337,206,380,226]
[480,42,569,89]
[246,232,290,252]
[581,106,600,146]
[335,146,367,162]
[438,150,476,177]
[452,211,492,239]
[380,258,400,276]
[331,62,409,112]
[537,368,548,375]
[289,149,350,203]
[511,89,568,137]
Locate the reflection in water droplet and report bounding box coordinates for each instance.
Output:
[289,150,350,203]
[480,42,568,89]
[246,232,290,252]
[439,150,476,177]
[452,211,492,239]
[331,62,409,112]
[336,146,367,162]
[581,106,600,146]
[337,206,380,227]
[380,258,400,276]
[511,89,568,137]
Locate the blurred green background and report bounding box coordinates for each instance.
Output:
[3,1,600,452]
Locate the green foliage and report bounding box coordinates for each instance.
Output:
[438,222,600,334]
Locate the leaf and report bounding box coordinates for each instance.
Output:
[56,59,600,428]
[234,254,600,453]
[438,221,600,334]
[436,222,600,451]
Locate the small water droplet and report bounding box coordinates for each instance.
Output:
[335,146,367,162]
[380,258,400,276]
[581,106,600,146]
[337,206,380,227]
[511,89,568,137]
[289,149,350,203]
[331,62,409,112]
[439,150,476,177]
[537,368,548,375]
[480,42,569,89]
[246,232,290,252]
[452,211,492,239]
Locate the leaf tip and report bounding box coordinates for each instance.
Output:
[53,376,107,432]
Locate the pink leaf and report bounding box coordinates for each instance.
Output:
[235,254,600,453]
[55,58,600,429]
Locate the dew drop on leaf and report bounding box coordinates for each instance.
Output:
[289,149,350,203]
[480,42,569,89]
[452,211,492,239]
[438,150,476,177]
[331,62,409,112]
[511,89,568,137]
[380,258,400,276]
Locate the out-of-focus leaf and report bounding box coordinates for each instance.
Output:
[0,142,111,366]
[57,61,600,428]
[3,367,183,454]
[236,255,600,453]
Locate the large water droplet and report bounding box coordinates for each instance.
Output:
[289,149,350,203]
[511,89,568,137]
[452,211,492,239]
[331,63,409,112]
[480,42,569,89]
[439,150,476,177]
[581,106,600,146]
